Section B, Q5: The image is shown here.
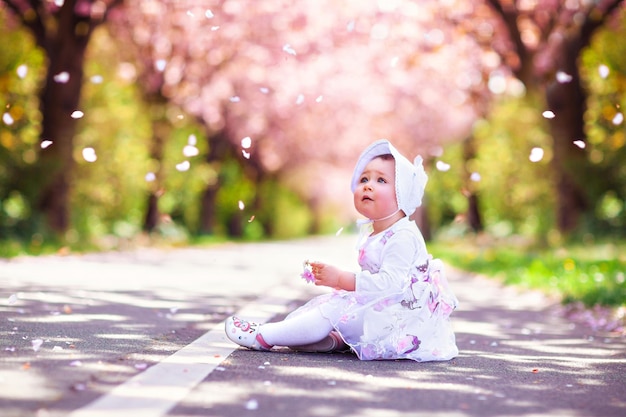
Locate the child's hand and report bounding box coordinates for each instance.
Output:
[310,262,355,291]
[310,262,337,287]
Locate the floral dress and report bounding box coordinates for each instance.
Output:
[288,217,459,361]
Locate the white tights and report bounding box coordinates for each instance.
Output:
[259,308,333,347]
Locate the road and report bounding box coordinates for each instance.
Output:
[1,234,625,417]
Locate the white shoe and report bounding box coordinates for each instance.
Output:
[225,316,272,351]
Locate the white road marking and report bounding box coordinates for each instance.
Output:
[68,287,303,417]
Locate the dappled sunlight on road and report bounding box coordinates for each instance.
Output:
[0,236,356,416]
[1,236,624,417]
[175,261,626,417]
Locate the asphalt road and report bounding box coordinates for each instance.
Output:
[1,234,624,417]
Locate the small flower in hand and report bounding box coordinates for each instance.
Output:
[301,260,316,284]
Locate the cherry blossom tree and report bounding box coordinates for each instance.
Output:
[453,0,625,233]
[110,0,484,233]
[1,0,124,235]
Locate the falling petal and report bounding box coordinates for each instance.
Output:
[248,215,255,222]
[134,363,148,370]
[282,44,296,56]
[556,71,572,83]
[145,172,156,182]
[529,147,544,162]
[41,140,53,149]
[155,59,167,72]
[90,75,103,84]
[242,150,251,159]
[612,112,623,125]
[186,10,195,18]
[54,71,70,83]
[2,112,14,126]
[17,64,28,79]
[176,161,190,172]
[259,87,269,94]
[573,140,586,149]
[205,9,214,18]
[183,145,199,157]
[82,147,97,162]
[238,200,245,210]
[71,110,84,119]
[187,134,197,145]
[69,360,83,367]
[211,26,220,31]
[32,339,43,352]
[542,110,555,119]
[8,294,18,305]
[470,172,481,182]
[52,346,63,352]
[229,96,241,103]
[316,95,323,103]
[296,94,305,105]
[54,0,64,6]
[335,227,344,236]
[245,399,259,410]
[241,136,252,149]
[598,64,610,79]
[435,161,450,172]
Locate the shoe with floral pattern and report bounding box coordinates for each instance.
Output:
[225,316,273,351]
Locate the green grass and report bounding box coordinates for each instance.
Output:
[429,238,626,308]
[0,239,63,258]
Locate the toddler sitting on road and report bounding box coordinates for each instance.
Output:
[225,139,458,361]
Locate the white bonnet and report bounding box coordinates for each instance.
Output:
[350,139,428,217]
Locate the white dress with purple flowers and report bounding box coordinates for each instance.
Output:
[287,217,459,361]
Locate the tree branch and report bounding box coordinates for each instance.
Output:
[579,0,624,49]
[485,0,533,83]
[1,0,48,48]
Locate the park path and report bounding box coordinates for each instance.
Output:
[1,234,625,417]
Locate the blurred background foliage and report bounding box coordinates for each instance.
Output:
[0,3,624,311]
[1,5,625,247]
[428,94,556,241]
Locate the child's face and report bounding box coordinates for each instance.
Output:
[353,157,398,220]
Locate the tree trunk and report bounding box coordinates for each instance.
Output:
[227,212,244,237]
[143,105,168,232]
[545,40,589,234]
[143,193,160,232]
[307,195,322,235]
[199,184,220,235]
[198,130,230,235]
[462,136,483,233]
[37,11,93,235]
